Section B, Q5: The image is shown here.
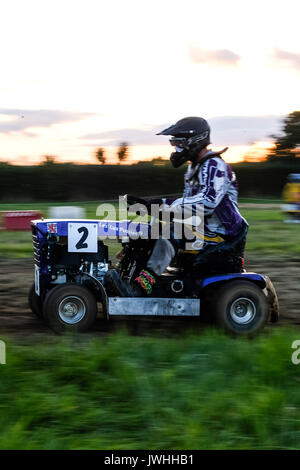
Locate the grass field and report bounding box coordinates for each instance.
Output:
[1,328,300,450]
[0,199,299,258]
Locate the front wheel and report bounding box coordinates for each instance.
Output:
[28,283,43,318]
[214,280,268,336]
[43,284,98,333]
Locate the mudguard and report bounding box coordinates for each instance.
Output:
[264,275,279,323]
[82,272,109,320]
[201,272,266,289]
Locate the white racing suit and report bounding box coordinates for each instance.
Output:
[147,149,248,276]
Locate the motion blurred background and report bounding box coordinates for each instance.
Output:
[0,0,300,451]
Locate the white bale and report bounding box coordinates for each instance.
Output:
[48,206,86,219]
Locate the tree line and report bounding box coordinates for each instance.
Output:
[95,142,129,165]
[268,111,300,161]
[0,159,299,202]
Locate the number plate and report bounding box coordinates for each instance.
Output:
[68,223,98,253]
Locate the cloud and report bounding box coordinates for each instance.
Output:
[189,46,240,67]
[209,115,282,145]
[272,47,300,70]
[0,109,95,133]
[81,116,282,147]
[81,126,170,146]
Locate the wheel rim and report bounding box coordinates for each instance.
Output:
[58,296,86,324]
[229,297,256,325]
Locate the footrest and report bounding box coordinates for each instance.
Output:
[108,297,200,316]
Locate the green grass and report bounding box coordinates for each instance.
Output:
[243,209,300,254]
[1,328,300,449]
[0,231,33,258]
[239,198,282,204]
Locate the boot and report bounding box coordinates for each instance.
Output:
[104,269,144,297]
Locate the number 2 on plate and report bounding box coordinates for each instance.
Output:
[68,223,98,253]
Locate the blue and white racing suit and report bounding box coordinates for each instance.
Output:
[147,150,248,276]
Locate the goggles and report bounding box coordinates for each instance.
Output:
[169,137,188,149]
[169,131,209,150]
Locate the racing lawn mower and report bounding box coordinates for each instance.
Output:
[29,195,279,335]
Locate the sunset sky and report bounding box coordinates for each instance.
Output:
[0,0,299,165]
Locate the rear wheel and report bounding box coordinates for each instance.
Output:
[28,283,43,318]
[214,280,268,336]
[43,284,98,333]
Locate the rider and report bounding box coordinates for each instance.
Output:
[105,116,248,297]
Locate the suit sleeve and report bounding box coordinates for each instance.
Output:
[169,158,228,216]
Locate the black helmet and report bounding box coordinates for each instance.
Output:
[157,117,211,168]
